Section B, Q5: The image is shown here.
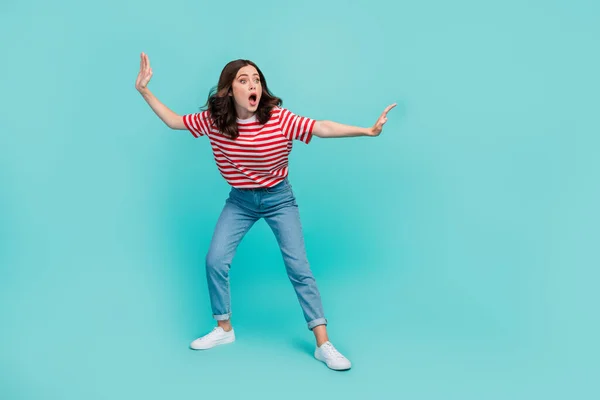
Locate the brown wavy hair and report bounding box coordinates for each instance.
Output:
[201,60,282,140]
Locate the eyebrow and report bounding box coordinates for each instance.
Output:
[237,73,260,78]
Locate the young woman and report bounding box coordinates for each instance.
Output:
[135,52,396,371]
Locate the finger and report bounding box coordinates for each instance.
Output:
[383,103,397,115]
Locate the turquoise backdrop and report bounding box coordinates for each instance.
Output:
[1,0,598,399]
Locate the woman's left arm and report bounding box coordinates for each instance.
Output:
[312,103,397,138]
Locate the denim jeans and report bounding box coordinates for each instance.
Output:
[205,178,327,330]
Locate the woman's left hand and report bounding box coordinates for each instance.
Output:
[368,103,397,137]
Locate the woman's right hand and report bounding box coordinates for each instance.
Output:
[135,52,153,92]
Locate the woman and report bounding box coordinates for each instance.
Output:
[135,52,396,371]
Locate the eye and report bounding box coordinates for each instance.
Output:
[240,79,246,84]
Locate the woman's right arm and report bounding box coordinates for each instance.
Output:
[135,52,186,130]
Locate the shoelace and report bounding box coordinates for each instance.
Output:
[199,327,222,341]
[322,343,345,359]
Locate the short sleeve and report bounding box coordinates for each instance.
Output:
[278,107,315,144]
[182,110,212,138]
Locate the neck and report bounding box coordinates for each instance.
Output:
[235,106,255,120]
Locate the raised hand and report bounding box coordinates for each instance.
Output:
[368,103,397,137]
[135,52,153,92]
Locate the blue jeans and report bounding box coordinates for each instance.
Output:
[205,178,327,330]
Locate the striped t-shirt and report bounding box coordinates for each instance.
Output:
[183,106,315,188]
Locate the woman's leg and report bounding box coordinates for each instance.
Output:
[263,200,328,342]
[206,198,258,325]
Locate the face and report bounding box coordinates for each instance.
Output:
[230,65,262,119]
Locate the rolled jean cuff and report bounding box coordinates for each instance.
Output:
[307,317,327,330]
[213,313,231,321]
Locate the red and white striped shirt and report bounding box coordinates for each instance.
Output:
[183,106,315,188]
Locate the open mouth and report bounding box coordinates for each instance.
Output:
[248,93,258,106]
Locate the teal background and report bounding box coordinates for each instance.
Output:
[1,0,598,398]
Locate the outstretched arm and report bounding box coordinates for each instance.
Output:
[312,103,397,138]
[135,52,186,130]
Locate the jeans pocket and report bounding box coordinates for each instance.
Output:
[265,180,291,194]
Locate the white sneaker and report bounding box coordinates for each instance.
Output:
[314,341,352,370]
[190,327,235,350]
